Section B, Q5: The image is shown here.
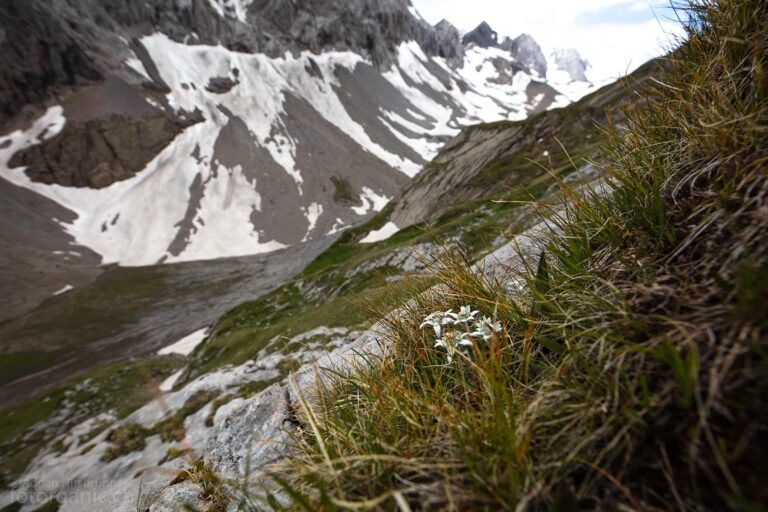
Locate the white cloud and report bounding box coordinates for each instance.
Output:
[411,0,685,81]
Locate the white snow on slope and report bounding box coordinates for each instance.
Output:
[360,221,400,244]
[53,284,74,296]
[0,37,599,266]
[0,106,66,159]
[302,202,323,241]
[158,369,183,391]
[158,328,209,356]
[351,187,391,216]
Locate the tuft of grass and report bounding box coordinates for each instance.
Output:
[101,423,153,462]
[331,176,356,204]
[260,1,768,510]
[168,459,232,511]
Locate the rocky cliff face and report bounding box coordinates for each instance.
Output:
[431,19,464,64]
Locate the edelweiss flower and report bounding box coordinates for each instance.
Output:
[433,339,453,363]
[422,307,501,363]
[420,314,443,337]
[454,305,479,324]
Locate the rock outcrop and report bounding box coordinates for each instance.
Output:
[461,24,547,79]
[9,109,202,188]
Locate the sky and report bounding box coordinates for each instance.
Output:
[411,0,686,81]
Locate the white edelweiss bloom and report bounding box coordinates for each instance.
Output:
[440,310,458,325]
[461,305,479,318]
[434,339,454,363]
[479,316,502,333]
[454,305,479,324]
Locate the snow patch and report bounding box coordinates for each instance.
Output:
[206,0,253,22]
[53,284,74,296]
[159,369,184,392]
[125,54,151,81]
[351,187,390,216]
[302,202,323,241]
[158,328,208,356]
[360,221,399,244]
[326,218,346,236]
[0,106,66,166]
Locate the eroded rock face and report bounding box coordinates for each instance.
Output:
[205,77,238,94]
[9,110,202,188]
[488,57,527,85]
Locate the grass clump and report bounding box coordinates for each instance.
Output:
[331,176,356,204]
[262,1,768,510]
[101,423,152,462]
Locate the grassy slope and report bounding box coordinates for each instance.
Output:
[261,2,768,510]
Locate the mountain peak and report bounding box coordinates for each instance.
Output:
[501,33,547,78]
[462,21,499,48]
[434,19,457,32]
[551,48,591,82]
